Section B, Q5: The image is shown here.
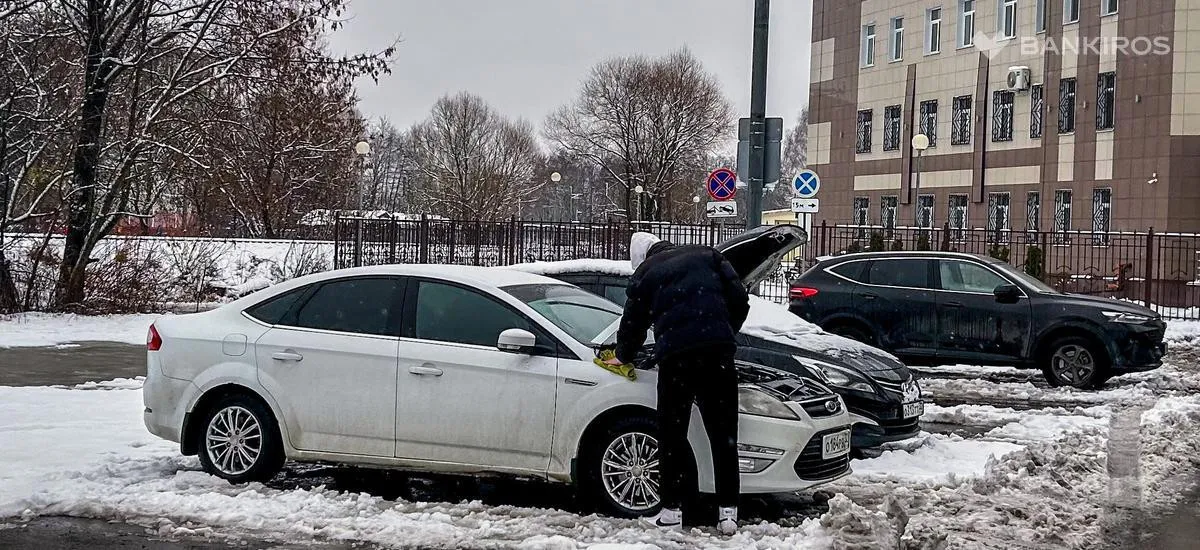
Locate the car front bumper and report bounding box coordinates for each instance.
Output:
[1107,321,1167,373]
[731,406,853,494]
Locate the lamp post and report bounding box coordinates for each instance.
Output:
[354,141,371,212]
[693,195,702,222]
[550,172,562,221]
[633,185,644,224]
[911,134,930,228]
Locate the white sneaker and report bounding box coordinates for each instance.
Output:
[717,506,738,536]
[642,507,682,530]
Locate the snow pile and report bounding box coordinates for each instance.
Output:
[740,296,892,359]
[0,312,159,348]
[851,434,1023,482]
[1165,320,1200,349]
[63,377,146,391]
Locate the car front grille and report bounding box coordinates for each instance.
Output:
[878,415,921,436]
[793,428,852,481]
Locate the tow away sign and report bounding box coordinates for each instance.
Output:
[791,198,819,213]
[707,201,738,218]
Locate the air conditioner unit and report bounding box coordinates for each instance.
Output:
[1007,66,1032,91]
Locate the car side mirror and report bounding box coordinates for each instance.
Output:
[497,328,537,353]
[994,284,1021,304]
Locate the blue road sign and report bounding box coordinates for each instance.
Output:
[793,170,821,198]
[707,168,738,201]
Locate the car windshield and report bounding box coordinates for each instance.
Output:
[503,284,622,344]
[989,260,1060,294]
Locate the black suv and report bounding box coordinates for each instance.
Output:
[510,225,924,451]
[790,251,1167,389]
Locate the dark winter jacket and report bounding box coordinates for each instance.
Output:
[614,241,751,364]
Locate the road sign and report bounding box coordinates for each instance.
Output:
[706,168,738,201]
[791,198,819,213]
[793,170,821,198]
[706,201,739,218]
[736,117,784,187]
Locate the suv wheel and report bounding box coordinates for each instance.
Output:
[198,394,285,483]
[1041,336,1110,389]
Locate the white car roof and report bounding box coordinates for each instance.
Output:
[315,264,565,288]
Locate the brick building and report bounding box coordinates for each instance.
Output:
[806,0,1200,235]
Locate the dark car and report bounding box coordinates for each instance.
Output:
[509,225,924,451]
[789,251,1168,389]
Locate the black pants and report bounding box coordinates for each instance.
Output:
[656,347,739,510]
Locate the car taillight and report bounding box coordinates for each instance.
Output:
[147,324,162,351]
[790,287,819,299]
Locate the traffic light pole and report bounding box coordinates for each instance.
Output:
[746,0,770,228]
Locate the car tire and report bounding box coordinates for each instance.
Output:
[828,323,876,346]
[1040,335,1110,390]
[579,415,696,518]
[197,394,285,483]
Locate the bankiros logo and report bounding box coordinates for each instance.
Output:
[973,31,1172,59]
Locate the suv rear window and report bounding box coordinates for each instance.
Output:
[828,261,869,283]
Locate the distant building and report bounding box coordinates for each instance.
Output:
[807,0,1193,233]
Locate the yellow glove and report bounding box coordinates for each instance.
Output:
[594,349,637,381]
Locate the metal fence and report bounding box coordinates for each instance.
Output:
[332,216,793,303]
[809,222,1200,320]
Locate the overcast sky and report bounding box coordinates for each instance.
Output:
[328,0,813,137]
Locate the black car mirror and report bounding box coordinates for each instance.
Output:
[994,284,1021,304]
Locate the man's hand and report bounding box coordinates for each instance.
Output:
[602,357,624,366]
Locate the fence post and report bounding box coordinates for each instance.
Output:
[510,216,519,266]
[333,215,342,268]
[1144,227,1155,308]
[353,218,363,268]
[388,219,397,264]
[817,220,828,257]
[418,215,429,264]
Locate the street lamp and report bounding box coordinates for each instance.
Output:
[911,134,930,228]
[693,195,702,222]
[354,141,371,212]
[633,185,644,223]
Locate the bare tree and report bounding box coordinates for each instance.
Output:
[764,108,809,211]
[360,118,421,213]
[545,49,733,222]
[408,92,543,220]
[48,0,394,305]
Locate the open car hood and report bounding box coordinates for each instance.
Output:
[716,224,808,289]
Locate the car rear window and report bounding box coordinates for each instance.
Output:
[828,261,869,283]
[244,287,306,325]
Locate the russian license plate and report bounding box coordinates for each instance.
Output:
[821,430,851,459]
[902,401,924,418]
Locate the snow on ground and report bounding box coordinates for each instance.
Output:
[0,312,160,348]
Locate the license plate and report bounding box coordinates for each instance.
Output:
[821,430,851,459]
[902,401,924,418]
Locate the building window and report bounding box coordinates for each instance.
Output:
[1031,84,1045,138]
[883,105,902,151]
[1026,191,1041,239]
[993,91,1015,142]
[948,194,969,240]
[1064,0,1079,24]
[918,195,935,229]
[920,100,938,147]
[891,17,904,62]
[1092,188,1112,245]
[1097,72,1116,131]
[988,192,1011,243]
[927,8,942,54]
[952,95,973,145]
[1054,189,1072,244]
[863,24,877,67]
[854,197,870,238]
[881,196,898,236]
[1036,0,1047,33]
[856,109,873,153]
[1059,78,1077,134]
[1102,0,1117,16]
[959,0,976,47]
[999,0,1018,39]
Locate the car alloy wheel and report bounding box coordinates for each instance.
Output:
[600,431,662,512]
[205,405,263,476]
[1051,344,1096,386]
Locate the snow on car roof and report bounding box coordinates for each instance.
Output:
[289,264,565,289]
[506,259,634,277]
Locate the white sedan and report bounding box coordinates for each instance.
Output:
[143,264,852,517]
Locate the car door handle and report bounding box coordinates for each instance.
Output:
[944,301,964,308]
[409,365,443,377]
[271,351,304,362]
[859,293,878,300]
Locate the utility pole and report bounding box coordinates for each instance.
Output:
[746,0,770,228]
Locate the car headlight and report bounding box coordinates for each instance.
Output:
[737,387,799,419]
[793,356,875,393]
[1103,311,1154,324]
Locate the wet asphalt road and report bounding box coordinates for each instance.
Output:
[2,343,1199,549]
